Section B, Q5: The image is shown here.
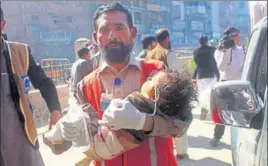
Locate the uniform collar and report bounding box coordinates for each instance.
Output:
[99,52,141,72]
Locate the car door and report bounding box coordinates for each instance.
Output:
[255,87,267,166]
[236,20,267,166]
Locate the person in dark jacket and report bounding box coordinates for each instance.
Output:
[192,36,220,81]
[1,7,61,166]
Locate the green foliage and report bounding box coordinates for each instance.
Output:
[187,58,196,74]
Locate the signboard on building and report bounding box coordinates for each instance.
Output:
[147,4,161,11]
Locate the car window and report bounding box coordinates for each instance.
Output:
[256,31,267,101]
[242,28,260,80]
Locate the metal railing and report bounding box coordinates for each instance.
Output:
[30,63,72,127]
[42,63,73,86]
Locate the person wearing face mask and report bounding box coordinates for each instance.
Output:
[47,3,183,166]
[146,28,178,70]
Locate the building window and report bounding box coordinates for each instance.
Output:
[239,2,245,9]
[66,16,72,23]
[31,15,39,21]
[172,5,182,19]
[134,12,142,25]
[75,1,86,6]
[51,16,72,25]
[132,0,142,8]
[53,1,66,4]
[191,21,204,31]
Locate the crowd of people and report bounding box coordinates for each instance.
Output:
[1,2,246,166]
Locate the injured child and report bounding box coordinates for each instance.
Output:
[43,70,197,163]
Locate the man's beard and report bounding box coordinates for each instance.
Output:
[101,41,133,64]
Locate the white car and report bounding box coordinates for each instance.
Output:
[209,17,267,166]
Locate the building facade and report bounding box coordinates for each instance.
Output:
[211,1,250,44]
[250,2,267,31]
[2,1,93,62]
[2,1,250,61]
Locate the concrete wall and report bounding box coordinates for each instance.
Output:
[29,84,69,111]
[2,1,93,62]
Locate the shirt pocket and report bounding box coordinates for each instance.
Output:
[100,93,114,111]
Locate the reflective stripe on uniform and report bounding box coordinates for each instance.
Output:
[149,137,157,166]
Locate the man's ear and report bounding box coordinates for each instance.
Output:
[165,37,169,45]
[93,31,97,44]
[1,19,6,33]
[130,27,137,44]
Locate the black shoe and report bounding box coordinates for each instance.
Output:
[209,138,220,147]
[176,154,189,159]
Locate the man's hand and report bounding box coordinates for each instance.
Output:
[98,99,146,130]
[49,110,62,129]
[147,115,181,137]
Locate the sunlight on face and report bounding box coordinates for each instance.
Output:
[94,11,135,49]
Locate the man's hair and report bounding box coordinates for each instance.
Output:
[199,35,208,46]
[224,27,240,37]
[141,35,156,49]
[155,28,170,43]
[2,33,7,40]
[77,47,90,58]
[0,7,4,21]
[155,70,197,120]
[93,2,133,30]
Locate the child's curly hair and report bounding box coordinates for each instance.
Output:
[155,69,198,121]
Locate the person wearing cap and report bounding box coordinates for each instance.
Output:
[56,3,182,166]
[0,7,61,166]
[211,27,246,147]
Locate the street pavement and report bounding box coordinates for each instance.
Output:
[176,108,232,166]
[38,107,232,166]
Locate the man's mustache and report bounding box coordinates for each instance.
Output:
[105,41,124,49]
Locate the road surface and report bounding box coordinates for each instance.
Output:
[38,107,232,166]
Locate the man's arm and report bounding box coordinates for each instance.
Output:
[192,50,198,79]
[167,51,178,71]
[214,49,230,71]
[211,48,220,81]
[27,47,62,126]
[72,61,90,93]
[212,58,220,81]
[70,80,180,160]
